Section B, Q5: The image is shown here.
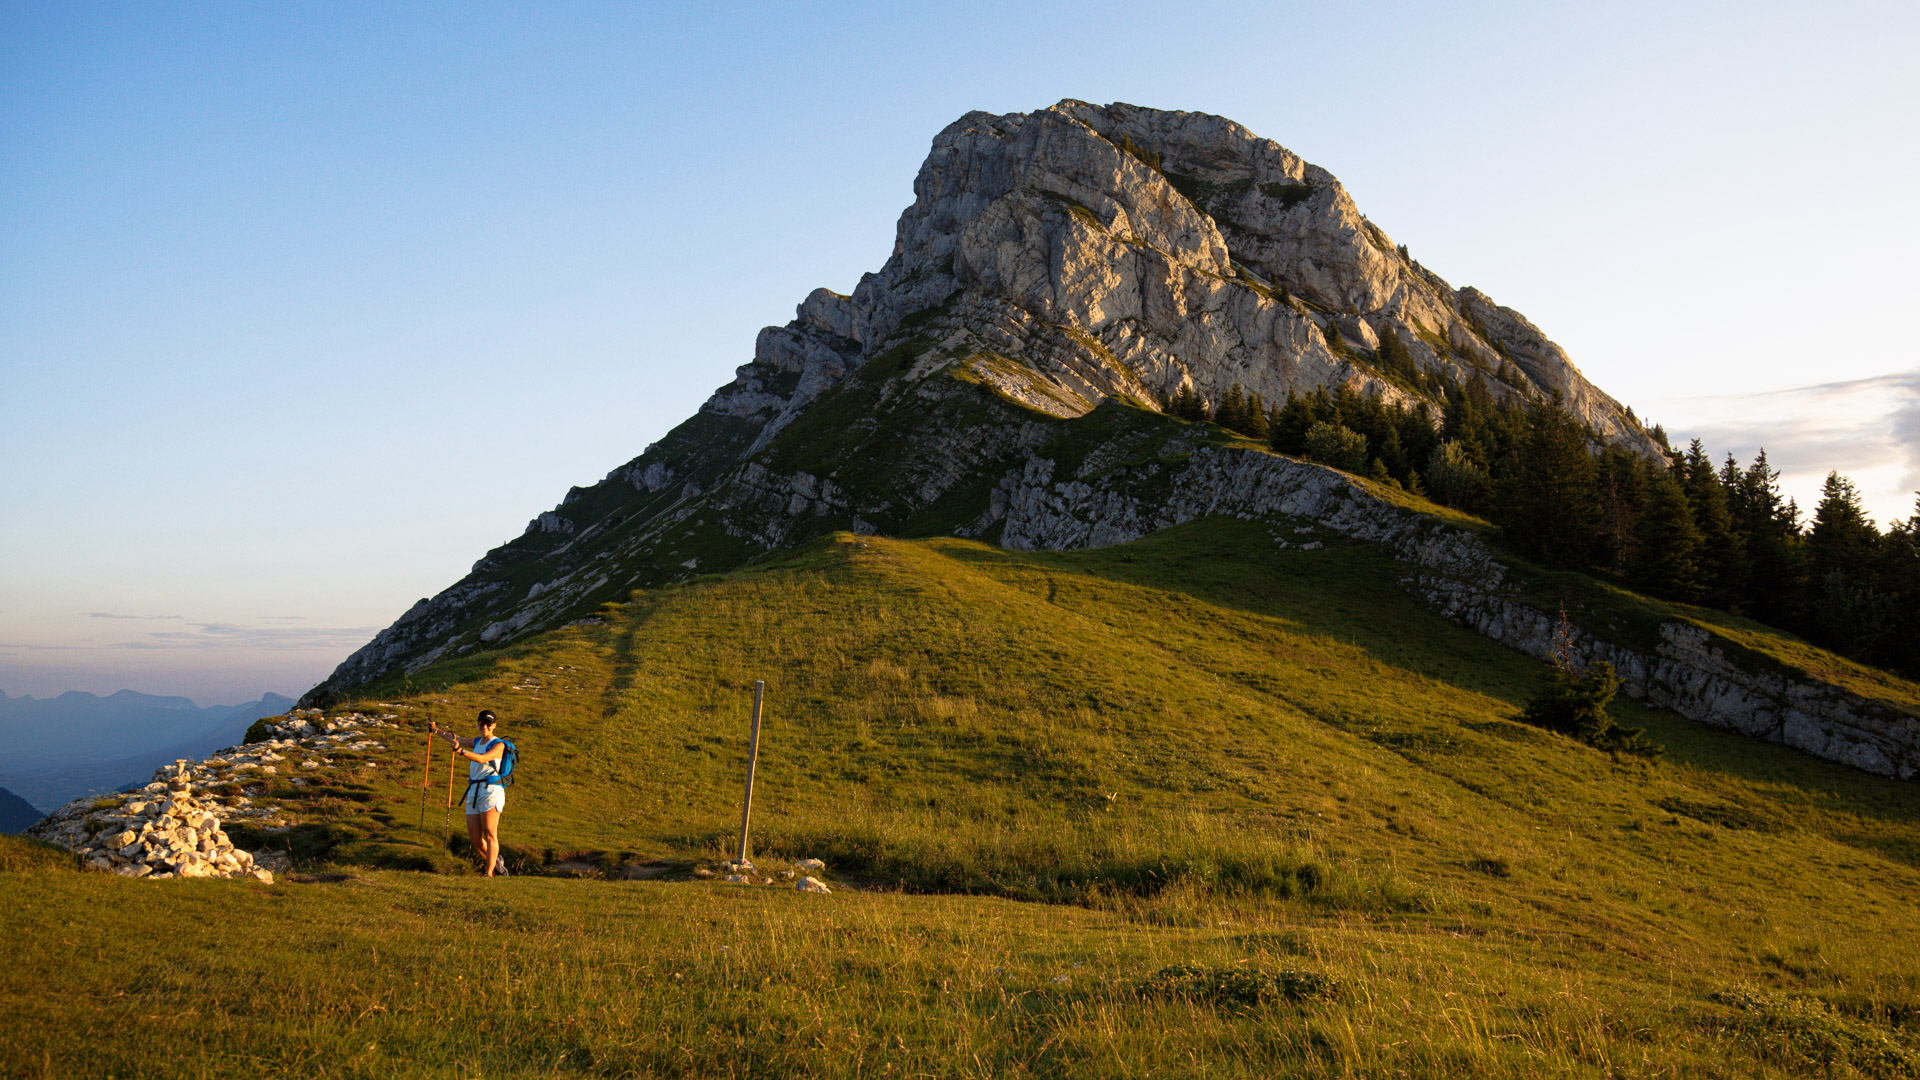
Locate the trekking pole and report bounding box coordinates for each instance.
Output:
[735,681,765,864]
[417,724,433,831]
[444,745,458,840]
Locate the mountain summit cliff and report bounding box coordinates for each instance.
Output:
[306,100,1657,704]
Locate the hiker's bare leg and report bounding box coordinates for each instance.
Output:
[480,808,501,877]
[466,811,486,872]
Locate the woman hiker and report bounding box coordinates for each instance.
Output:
[432,710,510,877]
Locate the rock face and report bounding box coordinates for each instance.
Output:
[295,101,1919,783]
[975,441,1920,781]
[306,100,1657,705]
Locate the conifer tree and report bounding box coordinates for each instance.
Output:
[1271,389,1316,455]
[1168,384,1194,420]
[1378,427,1409,482]
[1808,472,1879,581]
[1807,472,1888,654]
[1366,457,1399,489]
[1240,392,1270,440]
[1396,402,1438,479]
[1728,450,1806,628]
[1497,398,1600,569]
[1632,472,1704,602]
[1877,498,1920,675]
[1169,384,1209,423]
[1213,385,1248,433]
[1521,660,1660,758]
[1682,439,1747,609]
[1378,330,1418,384]
[1593,444,1648,574]
[1518,610,1660,758]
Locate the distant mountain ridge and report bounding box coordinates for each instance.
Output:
[307,100,1659,704]
[0,689,294,813]
[0,786,40,833]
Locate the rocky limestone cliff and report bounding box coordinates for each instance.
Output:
[292,101,1920,787]
[971,441,1919,781]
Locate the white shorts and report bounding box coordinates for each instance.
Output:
[463,784,505,815]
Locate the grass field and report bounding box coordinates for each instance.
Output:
[7,519,1919,1077]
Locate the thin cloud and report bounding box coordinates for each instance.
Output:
[1639,371,1920,525]
[82,612,185,621]
[113,623,378,651]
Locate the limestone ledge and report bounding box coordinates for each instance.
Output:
[984,444,1920,781]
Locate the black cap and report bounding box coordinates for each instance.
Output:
[477,709,497,726]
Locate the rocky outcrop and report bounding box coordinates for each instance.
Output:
[1420,581,1920,779]
[308,100,1663,701]
[980,443,1920,781]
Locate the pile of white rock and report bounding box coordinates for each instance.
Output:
[30,775,273,882]
[26,707,399,882]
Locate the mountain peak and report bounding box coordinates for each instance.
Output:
[306,101,1659,703]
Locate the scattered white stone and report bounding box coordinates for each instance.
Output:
[723,874,750,884]
[795,858,826,872]
[796,876,831,894]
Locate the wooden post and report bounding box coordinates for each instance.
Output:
[735,681,765,864]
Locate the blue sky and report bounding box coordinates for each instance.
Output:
[3,1,1917,704]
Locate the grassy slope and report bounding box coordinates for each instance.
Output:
[5,519,1919,1077]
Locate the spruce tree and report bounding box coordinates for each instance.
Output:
[1240,392,1271,440]
[1378,330,1418,384]
[1729,450,1807,629]
[1214,385,1248,433]
[1632,472,1704,602]
[1877,498,1920,675]
[1807,472,1887,654]
[1271,389,1316,455]
[1170,384,1209,423]
[1366,457,1399,489]
[1682,439,1747,609]
[1496,398,1600,569]
[1169,384,1195,420]
[1808,472,1879,581]
[1593,444,1648,574]
[1521,661,1660,758]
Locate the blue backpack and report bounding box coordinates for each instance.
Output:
[490,738,518,787]
[469,737,519,789]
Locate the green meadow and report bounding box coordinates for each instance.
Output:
[6,519,1919,1077]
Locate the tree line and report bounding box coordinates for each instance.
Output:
[1174,374,1920,678]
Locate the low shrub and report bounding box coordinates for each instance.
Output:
[1141,964,1343,1010]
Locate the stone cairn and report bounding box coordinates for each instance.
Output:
[31,769,274,881]
[26,706,397,882]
